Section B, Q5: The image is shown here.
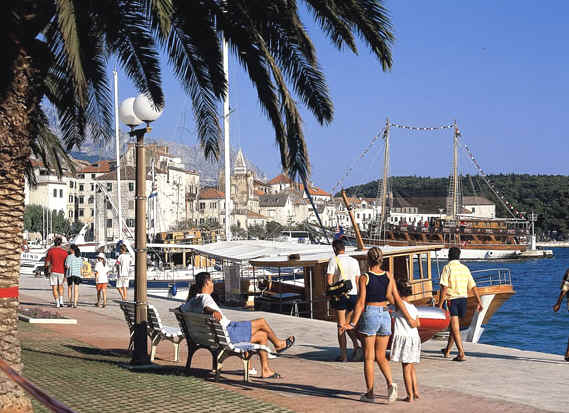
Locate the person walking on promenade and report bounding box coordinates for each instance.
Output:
[391,280,421,402]
[326,239,363,362]
[438,247,483,361]
[94,253,109,308]
[64,244,83,308]
[182,272,295,379]
[115,244,131,301]
[344,247,417,403]
[553,268,569,361]
[45,237,68,307]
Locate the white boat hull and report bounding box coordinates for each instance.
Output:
[433,248,521,260]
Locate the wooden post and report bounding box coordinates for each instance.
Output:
[131,126,150,365]
[341,190,365,250]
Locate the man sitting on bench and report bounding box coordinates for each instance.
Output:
[181,271,295,379]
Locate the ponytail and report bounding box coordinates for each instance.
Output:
[367,247,383,268]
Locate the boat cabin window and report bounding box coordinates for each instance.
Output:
[412,254,428,280]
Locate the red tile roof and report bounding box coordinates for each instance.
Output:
[199,187,225,199]
[268,173,294,185]
[247,210,267,219]
[305,186,330,197]
[77,160,112,174]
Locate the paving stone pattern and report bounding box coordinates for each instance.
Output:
[20,323,291,413]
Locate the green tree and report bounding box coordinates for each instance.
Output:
[247,224,266,240]
[1,1,394,406]
[24,205,73,237]
[265,220,284,239]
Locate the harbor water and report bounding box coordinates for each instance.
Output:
[434,247,569,355]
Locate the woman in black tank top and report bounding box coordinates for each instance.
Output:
[343,247,418,403]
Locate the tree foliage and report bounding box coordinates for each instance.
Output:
[343,174,569,238]
[24,205,73,236]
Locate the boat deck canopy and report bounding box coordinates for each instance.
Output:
[249,244,444,267]
[186,240,336,263]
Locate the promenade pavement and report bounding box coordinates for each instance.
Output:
[18,274,569,412]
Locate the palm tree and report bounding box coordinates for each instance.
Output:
[0,1,393,408]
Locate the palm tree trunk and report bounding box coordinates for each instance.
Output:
[0,44,41,413]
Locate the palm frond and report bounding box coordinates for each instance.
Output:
[143,0,174,39]
[336,0,393,70]
[301,0,358,53]
[54,0,88,106]
[104,0,164,108]
[27,106,76,186]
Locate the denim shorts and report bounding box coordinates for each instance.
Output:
[227,321,252,343]
[358,306,391,336]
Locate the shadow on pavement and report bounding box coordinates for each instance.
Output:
[422,348,566,365]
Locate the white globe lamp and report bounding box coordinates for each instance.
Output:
[133,93,163,123]
[118,97,143,127]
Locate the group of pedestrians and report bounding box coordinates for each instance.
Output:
[328,240,420,403]
[327,241,482,403]
[44,238,132,308]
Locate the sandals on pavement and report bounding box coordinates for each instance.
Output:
[260,372,282,379]
[441,348,449,358]
[452,356,467,362]
[335,355,348,362]
[276,336,295,353]
[360,393,376,403]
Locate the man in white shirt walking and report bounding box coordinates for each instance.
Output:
[327,239,363,361]
[115,244,131,301]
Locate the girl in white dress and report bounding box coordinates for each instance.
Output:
[391,280,421,402]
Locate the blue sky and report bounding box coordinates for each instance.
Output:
[113,1,569,191]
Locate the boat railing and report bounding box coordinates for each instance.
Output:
[470,268,512,287]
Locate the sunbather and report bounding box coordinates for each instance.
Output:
[181,271,295,378]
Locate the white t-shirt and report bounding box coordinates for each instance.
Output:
[326,254,360,295]
[393,301,420,339]
[181,293,231,328]
[116,253,132,278]
[94,261,108,284]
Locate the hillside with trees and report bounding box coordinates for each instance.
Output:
[342,174,569,239]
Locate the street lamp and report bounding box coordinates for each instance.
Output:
[119,93,163,365]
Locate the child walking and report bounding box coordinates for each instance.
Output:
[94,253,108,307]
[390,280,421,402]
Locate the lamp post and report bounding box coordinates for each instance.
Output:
[119,94,163,365]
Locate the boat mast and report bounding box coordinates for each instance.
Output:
[113,70,123,240]
[452,121,460,221]
[222,32,231,241]
[341,190,365,250]
[379,118,390,238]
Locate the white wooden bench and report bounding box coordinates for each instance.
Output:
[147,304,184,362]
[118,301,136,351]
[118,301,183,362]
[173,308,277,382]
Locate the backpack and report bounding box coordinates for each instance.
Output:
[81,260,93,278]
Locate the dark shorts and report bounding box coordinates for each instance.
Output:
[67,276,82,286]
[449,297,467,318]
[331,294,357,312]
[227,321,252,343]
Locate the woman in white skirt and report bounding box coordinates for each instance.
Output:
[391,280,421,402]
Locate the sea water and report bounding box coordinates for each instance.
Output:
[434,248,569,355]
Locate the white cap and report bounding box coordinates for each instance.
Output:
[97,253,106,260]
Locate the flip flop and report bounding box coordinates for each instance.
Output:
[260,372,282,379]
[276,336,295,353]
[452,356,466,362]
[440,348,449,358]
[335,356,348,362]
